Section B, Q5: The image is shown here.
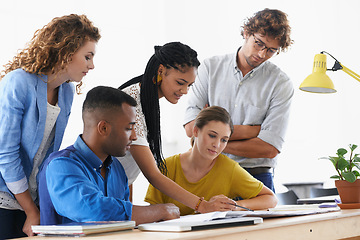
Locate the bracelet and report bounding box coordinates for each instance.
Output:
[194,197,204,213]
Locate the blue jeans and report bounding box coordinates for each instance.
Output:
[234,171,275,201]
[0,208,26,239]
[252,172,275,193]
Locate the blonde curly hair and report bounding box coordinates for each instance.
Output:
[1,14,101,93]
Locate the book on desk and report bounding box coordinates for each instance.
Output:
[31,220,135,236]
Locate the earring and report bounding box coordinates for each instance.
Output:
[153,74,162,85]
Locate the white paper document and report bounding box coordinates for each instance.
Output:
[138,205,341,232]
[138,211,262,232]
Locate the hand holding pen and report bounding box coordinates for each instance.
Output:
[228,203,254,212]
[204,195,254,212]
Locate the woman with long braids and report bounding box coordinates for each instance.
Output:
[119,42,237,214]
[0,14,100,238]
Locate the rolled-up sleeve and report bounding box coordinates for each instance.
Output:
[257,73,294,152]
[0,73,29,194]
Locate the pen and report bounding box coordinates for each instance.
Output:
[229,203,254,212]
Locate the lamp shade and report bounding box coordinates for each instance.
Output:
[299,53,336,93]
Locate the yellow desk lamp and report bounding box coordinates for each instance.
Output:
[299,51,360,93]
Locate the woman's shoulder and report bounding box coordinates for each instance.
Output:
[164,154,182,178]
[122,83,140,97]
[165,154,181,165]
[217,154,238,164]
[5,68,29,77]
[214,154,240,170]
[122,83,142,112]
[216,154,253,180]
[2,69,38,86]
[0,69,39,99]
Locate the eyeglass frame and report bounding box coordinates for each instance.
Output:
[252,35,279,57]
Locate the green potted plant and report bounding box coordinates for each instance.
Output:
[321,144,360,206]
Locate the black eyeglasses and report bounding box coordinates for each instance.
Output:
[252,35,279,57]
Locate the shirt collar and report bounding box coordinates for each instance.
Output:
[233,47,241,75]
[73,135,113,171]
[232,47,267,76]
[101,155,113,171]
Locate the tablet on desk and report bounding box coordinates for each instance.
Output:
[297,195,339,204]
[138,212,262,232]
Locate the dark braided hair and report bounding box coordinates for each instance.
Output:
[119,42,200,175]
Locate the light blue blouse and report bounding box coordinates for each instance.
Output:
[0,69,74,197]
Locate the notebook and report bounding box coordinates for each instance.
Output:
[138,211,262,232]
[31,220,135,236]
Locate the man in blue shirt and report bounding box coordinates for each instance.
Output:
[184,9,294,192]
[39,86,180,225]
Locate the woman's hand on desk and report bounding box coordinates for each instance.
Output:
[198,195,236,213]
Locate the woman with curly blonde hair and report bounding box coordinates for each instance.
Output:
[0,14,100,238]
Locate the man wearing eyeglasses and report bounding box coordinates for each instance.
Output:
[183,8,294,192]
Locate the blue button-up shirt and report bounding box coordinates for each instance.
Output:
[39,135,132,225]
[184,50,294,168]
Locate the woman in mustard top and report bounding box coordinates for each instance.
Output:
[145,106,277,215]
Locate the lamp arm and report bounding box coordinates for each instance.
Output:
[340,63,360,83]
[321,51,342,71]
[321,51,360,83]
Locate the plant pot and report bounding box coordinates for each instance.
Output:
[335,179,360,204]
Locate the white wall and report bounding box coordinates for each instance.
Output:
[1,0,360,204]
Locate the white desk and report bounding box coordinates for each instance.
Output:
[26,209,360,240]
